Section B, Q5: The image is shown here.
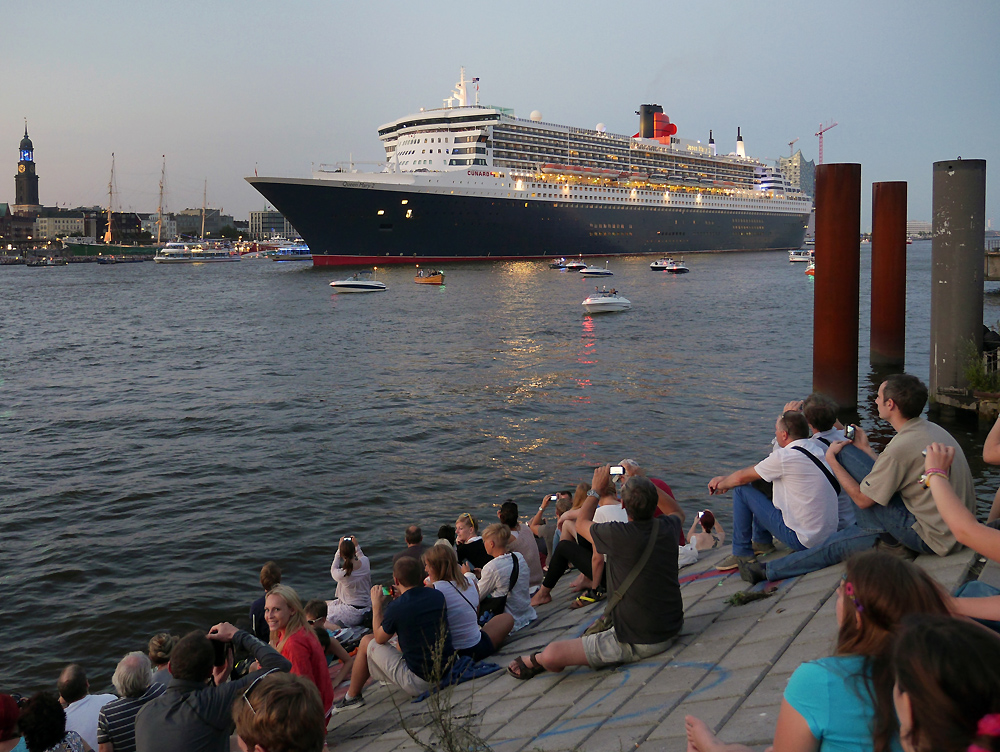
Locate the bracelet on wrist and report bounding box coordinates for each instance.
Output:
[920,469,949,488]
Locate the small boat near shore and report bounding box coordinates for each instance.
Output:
[582,286,631,313]
[267,244,312,262]
[805,261,815,276]
[414,268,445,285]
[26,256,69,267]
[580,262,613,277]
[330,269,386,293]
[788,249,813,262]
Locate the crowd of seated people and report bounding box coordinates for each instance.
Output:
[9,372,1000,752]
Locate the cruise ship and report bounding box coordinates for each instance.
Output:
[247,70,811,266]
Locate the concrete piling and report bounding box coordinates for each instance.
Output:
[870,182,907,367]
[930,158,987,401]
[813,163,862,409]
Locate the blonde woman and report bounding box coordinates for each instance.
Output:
[455,513,492,570]
[424,543,513,659]
[265,584,334,716]
[472,524,536,631]
[147,633,178,687]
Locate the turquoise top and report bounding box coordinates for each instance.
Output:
[784,655,902,752]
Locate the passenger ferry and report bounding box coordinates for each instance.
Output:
[247,70,811,266]
[153,242,241,264]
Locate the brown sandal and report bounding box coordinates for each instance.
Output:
[507,653,545,681]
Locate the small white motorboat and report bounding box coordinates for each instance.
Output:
[564,259,587,271]
[582,287,631,314]
[329,269,387,293]
[580,261,613,277]
[788,249,813,262]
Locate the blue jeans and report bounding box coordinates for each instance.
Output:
[731,484,806,557]
[764,444,933,581]
[954,580,1000,634]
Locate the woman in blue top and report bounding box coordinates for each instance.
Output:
[685,550,949,752]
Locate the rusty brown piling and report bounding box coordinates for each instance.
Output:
[870,181,907,367]
[813,163,862,409]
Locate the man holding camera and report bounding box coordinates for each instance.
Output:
[134,623,291,752]
[335,557,453,710]
[741,374,977,584]
[710,410,840,574]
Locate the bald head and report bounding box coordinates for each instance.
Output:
[57,664,88,704]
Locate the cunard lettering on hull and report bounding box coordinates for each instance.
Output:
[246,69,811,265]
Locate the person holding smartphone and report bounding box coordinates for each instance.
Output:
[327,536,372,628]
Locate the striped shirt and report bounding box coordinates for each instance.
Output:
[97,683,166,752]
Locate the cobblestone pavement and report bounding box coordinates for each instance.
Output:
[325,546,974,752]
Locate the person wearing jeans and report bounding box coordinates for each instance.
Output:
[709,410,839,572]
[742,374,976,585]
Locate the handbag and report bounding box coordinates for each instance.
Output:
[584,520,660,636]
[477,554,519,625]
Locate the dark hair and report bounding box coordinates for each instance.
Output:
[778,410,810,441]
[893,615,1000,752]
[169,630,215,682]
[303,599,327,621]
[836,552,950,752]
[499,500,518,527]
[260,561,282,592]
[621,476,658,521]
[802,393,838,431]
[436,524,456,545]
[393,556,423,588]
[19,692,66,752]
[233,673,326,752]
[312,625,331,652]
[56,664,87,705]
[699,510,716,533]
[882,374,928,419]
[404,525,423,544]
[338,538,357,577]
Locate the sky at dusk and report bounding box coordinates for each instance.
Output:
[5,0,998,229]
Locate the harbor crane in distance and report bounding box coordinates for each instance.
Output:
[788,137,799,157]
[815,121,838,164]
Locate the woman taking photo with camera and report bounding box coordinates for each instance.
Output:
[265,585,334,717]
[327,535,372,628]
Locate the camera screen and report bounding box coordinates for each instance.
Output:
[609,465,625,476]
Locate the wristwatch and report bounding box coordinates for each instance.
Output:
[586,489,600,499]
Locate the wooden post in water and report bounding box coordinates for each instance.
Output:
[930,158,986,403]
[870,181,907,367]
[813,163,862,408]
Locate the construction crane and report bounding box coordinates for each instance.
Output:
[815,121,838,165]
[788,137,799,157]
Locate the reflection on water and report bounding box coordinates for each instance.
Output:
[2,242,1000,691]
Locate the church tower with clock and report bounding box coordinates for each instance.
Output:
[14,123,41,214]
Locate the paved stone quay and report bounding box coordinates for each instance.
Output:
[326,546,974,752]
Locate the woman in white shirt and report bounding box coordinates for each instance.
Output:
[327,536,372,627]
[473,524,536,632]
[423,543,513,659]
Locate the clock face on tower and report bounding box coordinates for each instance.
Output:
[18,164,25,173]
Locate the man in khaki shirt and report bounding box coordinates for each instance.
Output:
[741,374,976,584]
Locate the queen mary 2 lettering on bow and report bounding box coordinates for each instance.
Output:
[468,170,505,178]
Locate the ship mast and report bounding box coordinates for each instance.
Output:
[200,179,207,239]
[104,153,115,244]
[156,155,165,244]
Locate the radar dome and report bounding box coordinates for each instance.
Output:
[530,110,542,122]
[596,123,606,133]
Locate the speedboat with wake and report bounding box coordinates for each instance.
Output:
[582,286,631,313]
[580,261,613,277]
[329,269,387,292]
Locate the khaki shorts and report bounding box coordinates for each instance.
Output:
[581,628,677,670]
[366,640,431,697]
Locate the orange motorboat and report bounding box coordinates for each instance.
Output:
[415,268,445,285]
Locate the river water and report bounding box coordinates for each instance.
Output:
[3,240,999,691]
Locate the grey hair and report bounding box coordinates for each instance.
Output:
[619,458,642,474]
[113,651,152,698]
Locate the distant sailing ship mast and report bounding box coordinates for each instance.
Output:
[156,156,166,244]
[200,179,207,240]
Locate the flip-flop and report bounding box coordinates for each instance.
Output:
[507,653,545,681]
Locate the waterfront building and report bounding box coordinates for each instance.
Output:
[906,220,932,237]
[249,209,297,239]
[13,124,42,215]
[173,207,235,237]
[140,214,177,241]
[0,203,35,248]
[778,150,815,199]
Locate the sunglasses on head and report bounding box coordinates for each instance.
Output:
[242,668,281,715]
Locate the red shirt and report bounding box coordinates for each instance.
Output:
[278,627,334,714]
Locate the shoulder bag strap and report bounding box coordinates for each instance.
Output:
[816,436,831,447]
[791,445,842,495]
[600,520,660,619]
[448,580,478,615]
[505,553,519,594]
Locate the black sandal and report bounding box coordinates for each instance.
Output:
[507,653,545,681]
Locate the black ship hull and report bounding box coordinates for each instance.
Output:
[248,178,809,266]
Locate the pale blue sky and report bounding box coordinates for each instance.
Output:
[5,0,998,229]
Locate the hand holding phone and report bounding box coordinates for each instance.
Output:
[844,425,856,441]
[609,465,625,476]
